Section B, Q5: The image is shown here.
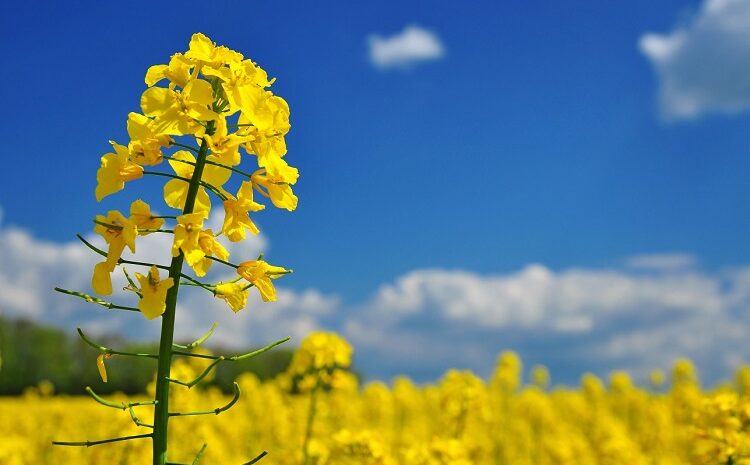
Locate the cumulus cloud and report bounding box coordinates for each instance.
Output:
[0,214,338,348]
[368,25,445,70]
[4,210,750,384]
[639,0,750,119]
[345,259,750,383]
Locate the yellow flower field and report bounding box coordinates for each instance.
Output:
[3,347,749,465]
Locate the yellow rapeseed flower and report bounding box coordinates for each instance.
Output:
[236,259,289,302]
[95,141,144,201]
[214,281,249,313]
[141,79,218,136]
[251,156,299,211]
[193,229,229,277]
[126,112,172,166]
[222,181,265,242]
[129,199,164,234]
[185,32,244,69]
[145,53,193,88]
[171,212,208,269]
[135,266,174,319]
[163,150,231,214]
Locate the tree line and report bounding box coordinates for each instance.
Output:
[0,316,293,395]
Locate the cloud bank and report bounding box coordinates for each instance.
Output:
[368,25,444,70]
[0,214,337,348]
[3,214,750,384]
[639,0,750,119]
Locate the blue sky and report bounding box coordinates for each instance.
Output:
[1,0,750,385]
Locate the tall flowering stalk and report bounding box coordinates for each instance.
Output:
[53,33,298,465]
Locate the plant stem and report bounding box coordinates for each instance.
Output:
[152,122,214,465]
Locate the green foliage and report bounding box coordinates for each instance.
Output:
[0,316,292,395]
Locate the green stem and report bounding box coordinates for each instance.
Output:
[76,234,169,271]
[169,382,240,416]
[152,122,214,465]
[54,288,139,312]
[165,153,256,180]
[166,357,223,388]
[243,451,268,465]
[77,328,158,358]
[53,434,152,447]
[172,322,218,350]
[172,336,290,361]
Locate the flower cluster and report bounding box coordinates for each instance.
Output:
[284,332,355,393]
[17,345,750,465]
[90,32,296,318]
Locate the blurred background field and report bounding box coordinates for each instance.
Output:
[2,338,748,465]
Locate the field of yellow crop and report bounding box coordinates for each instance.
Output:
[2,350,749,465]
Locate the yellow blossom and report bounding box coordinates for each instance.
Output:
[171,212,208,269]
[236,259,289,302]
[252,156,299,211]
[202,58,271,116]
[135,266,174,319]
[126,112,172,166]
[184,32,244,69]
[95,142,143,201]
[203,117,252,166]
[145,53,193,88]
[214,281,249,313]
[240,94,290,165]
[163,150,231,214]
[94,210,138,268]
[140,79,218,136]
[129,199,164,234]
[222,181,265,242]
[193,229,229,277]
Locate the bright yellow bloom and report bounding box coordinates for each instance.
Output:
[203,117,252,166]
[95,142,144,201]
[214,281,249,313]
[126,112,172,166]
[193,229,229,277]
[185,32,244,69]
[202,59,271,116]
[236,259,289,302]
[135,266,174,319]
[145,53,193,88]
[163,150,231,214]
[240,94,290,165]
[222,181,265,242]
[90,201,161,296]
[252,156,299,211]
[94,210,138,269]
[171,212,207,268]
[129,199,164,234]
[140,79,218,136]
[285,332,353,392]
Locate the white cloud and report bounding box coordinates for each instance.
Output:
[639,0,750,119]
[0,213,338,349]
[368,25,445,70]
[4,211,750,384]
[345,262,750,382]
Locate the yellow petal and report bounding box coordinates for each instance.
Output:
[92,261,113,295]
[141,87,175,117]
[145,64,168,86]
[96,354,110,383]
